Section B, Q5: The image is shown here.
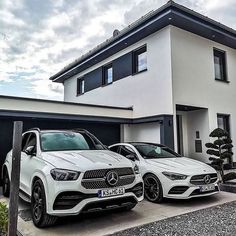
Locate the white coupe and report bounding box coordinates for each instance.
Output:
[109,142,219,203]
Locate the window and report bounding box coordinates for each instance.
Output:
[23,133,37,154]
[217,114,230,134]
[214,49,227,81]
[119,145,135,157]
[77,78,85,95]
[103,64,113,85]
[109,145,120,153]
[133,45,147,73]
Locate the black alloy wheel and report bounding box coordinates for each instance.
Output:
[144,174,163,203]
[2,169,10,197]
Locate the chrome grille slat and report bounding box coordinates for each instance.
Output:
[82,168,135,189]
[190,173,218,185]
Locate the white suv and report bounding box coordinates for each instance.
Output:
[2,129,143,227]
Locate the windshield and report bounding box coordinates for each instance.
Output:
[134,144,180,159]
[41,131,105,151]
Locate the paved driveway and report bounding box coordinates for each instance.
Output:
[5,191,234,236]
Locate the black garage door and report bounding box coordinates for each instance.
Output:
[0,117,120,172]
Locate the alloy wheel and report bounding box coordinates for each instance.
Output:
[144,175,160,202]
[32,185,43,222]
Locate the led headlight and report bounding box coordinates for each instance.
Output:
[134,164,140,174]
[50,168,80,181]
[162,172,187,180]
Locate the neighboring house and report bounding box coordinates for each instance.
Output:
[50,1,236,165]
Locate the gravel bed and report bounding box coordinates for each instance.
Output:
[109,201,236,236]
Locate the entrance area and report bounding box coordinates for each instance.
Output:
[176,105,209,163]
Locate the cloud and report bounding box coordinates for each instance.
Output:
[0,0,235,100]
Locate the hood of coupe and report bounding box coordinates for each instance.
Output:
[145,157,215,174]
[42,150,132,172]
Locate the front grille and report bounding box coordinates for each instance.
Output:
[82,196,137,212]
[82,168,135,189]
[83,168,134,179]
[190,173,218,185]
[190,186,219,196]
[168,186,189,194]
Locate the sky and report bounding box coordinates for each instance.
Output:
[0,0,236,101]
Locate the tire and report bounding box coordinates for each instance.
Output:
[31,179,57,228]
[144,173,163,203]
[2,168,10,197]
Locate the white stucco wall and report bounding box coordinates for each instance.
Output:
[64,26,174,118]
[171,26,236,162]
[122,122,160,143]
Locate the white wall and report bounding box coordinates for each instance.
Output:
[64,26,174,118]
[122,122,160,143]
[171,26,236,162]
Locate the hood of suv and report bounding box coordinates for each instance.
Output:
[42,150,133,172]
[145,157,216,175]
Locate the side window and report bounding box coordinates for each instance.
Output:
[109,145,120,153]
[24,133,37,153]
[22,133,31,151]
[120,145,135,157]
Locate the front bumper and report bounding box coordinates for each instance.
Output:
[46,174,143,216]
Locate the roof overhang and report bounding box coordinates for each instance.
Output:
[50,1,236,83]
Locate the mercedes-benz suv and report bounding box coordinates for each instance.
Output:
[2,129,143,227]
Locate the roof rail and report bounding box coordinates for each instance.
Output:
[29,127,41,132]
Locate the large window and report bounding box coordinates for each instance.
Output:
[217,114,230,134]
[214,49,227,82]
[133,45,147,73]
[77,78,85,95]
[103,64,113,85]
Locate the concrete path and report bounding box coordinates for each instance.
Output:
[1,191,236,236]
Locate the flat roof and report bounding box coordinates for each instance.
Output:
[50,0,236,83]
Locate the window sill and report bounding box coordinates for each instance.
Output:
[102,82,113,87]
[132,68,147,76]
[215,79,230,83]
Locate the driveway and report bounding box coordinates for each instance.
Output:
[1,191,233,236]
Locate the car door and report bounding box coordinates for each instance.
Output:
[21,132,37,194]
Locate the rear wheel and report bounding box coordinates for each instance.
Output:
[2,168,10,197]
[31,179,57,228]
[144,174,163,203]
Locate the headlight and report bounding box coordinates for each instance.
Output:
[50,168,80,181]
[162,172,187,180]
[134,164,140,174]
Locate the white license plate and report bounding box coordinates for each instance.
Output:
[199,184,215,192]
[98,188,125,198]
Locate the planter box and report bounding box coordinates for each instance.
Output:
[219,182,236,193]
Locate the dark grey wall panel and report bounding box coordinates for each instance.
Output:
[113,52,133,81]
[84,67,102,92]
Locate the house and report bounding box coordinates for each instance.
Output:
[50,1,236,166]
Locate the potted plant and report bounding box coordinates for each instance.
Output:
[205,128,236,183]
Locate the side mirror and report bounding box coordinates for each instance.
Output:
[126,154,137,162]
[25,146,36,156]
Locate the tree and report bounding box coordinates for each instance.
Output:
[205,128,234,182]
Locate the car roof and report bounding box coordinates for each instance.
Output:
[111,142,165,147]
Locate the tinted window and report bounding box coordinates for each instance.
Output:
[214,49,227,81]
[217,114,230,135]
[22,133,31,151]
[120,145,135,157]
[135,144,179,159]
[24,133,37,153]
[103,64,113,85]
[41,131,105,151]
[109,145,119,153]
[133,46,147,73]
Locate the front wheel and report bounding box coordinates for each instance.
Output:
[2,168,10,197]
[144,174,163,203]
[31,179,57,228]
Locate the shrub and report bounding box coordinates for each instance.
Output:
[0,202,8,236]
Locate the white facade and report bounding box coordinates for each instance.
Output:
[62,25,236,163]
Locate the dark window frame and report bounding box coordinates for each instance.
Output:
[213,48,228,83]
[102,63,113,86]
[77,78,85,96]
[217,113,230,136]
[132,45,147,74]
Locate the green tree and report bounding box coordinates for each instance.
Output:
[0,202,8,236]
[205,128,233,182]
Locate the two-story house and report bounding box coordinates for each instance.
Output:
[50,1,236,166]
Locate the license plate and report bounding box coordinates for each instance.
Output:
[199,184,215,192]
[98,187,125,198]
